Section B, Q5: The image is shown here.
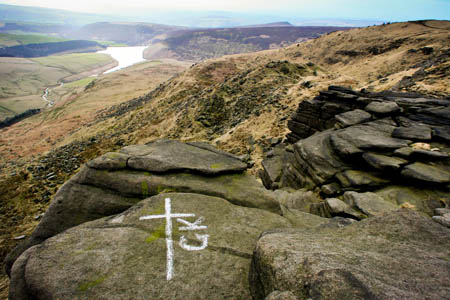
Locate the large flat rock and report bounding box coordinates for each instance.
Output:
[365,101,401,115]
[362,152,408,170]
[401,162,450,184]
[74,166,282,213]
[250,209,450,300]
[334,121,410,151]
[335,109,372,127]
[343,191,398,217]
[5,140,278,277]
[119,139,247,175]
[9,193,291,300]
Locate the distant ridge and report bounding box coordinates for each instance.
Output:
[241,22,294,28]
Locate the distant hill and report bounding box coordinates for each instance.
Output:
[0,21,75,36]
[0,32,68,47]
[70,22,183,46]
[145,25,351,61]
[0,40,105,57]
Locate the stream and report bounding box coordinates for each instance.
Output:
[42,88,54,107]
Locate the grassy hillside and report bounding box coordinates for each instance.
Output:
[0,53,116,119]
[0,33,68,47]
[158,26,351,61]
[0,20,449,298]
[0,40,105,58]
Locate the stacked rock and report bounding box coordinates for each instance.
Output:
[262,86,450,219]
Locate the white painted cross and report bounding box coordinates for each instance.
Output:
[139,197,209,280]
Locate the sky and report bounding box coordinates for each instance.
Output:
[1,0,449,22]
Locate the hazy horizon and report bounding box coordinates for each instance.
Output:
[0,0,449,27]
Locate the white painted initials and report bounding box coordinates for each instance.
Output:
[177,217,207,231]
[139,197,209,281]
[179,234,209,251]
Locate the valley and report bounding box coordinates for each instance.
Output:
[0,53,117,121]
[0,18,348,123]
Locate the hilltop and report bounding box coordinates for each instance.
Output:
[144,25,350,61]
[0,20,449,298]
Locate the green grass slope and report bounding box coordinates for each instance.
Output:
[0,53,115,119]
[0,33,68,47]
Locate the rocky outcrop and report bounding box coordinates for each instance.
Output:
[263,86,450,218]
[286,85,449,143]
[250,209,450,300]
[5,139,324,293]
[6,88,450,299]
[6,140,281,274]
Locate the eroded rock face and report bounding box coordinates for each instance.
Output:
[263,86,450,217]
[9,193,291,300]
[250,209,450,300]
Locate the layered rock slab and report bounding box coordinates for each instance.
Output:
[10,193,291,300]
[5,140,282,276]
[90,139,248,174]
[250,209,450,300]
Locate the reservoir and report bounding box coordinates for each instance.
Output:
[98,46,147,74]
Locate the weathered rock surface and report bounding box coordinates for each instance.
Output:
[362,152,408,170]
[9,193,291,300]
[324,198,364,219]
[260,146,294,190]
[392,124,432,140]
[365,101,401,115]
[432,215,450,228]
[336,170,390,190]
[375,186,447,216]
[121,139,248,174]
[265,291,297,300]
[250,209,450,300]
[401,162,450,184]
[291,130,350,188]
[335,109,372,127]
[343,191,398,217]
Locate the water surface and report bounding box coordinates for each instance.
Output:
[98,46,147,74]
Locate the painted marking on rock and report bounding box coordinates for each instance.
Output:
[139,197,209,280]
